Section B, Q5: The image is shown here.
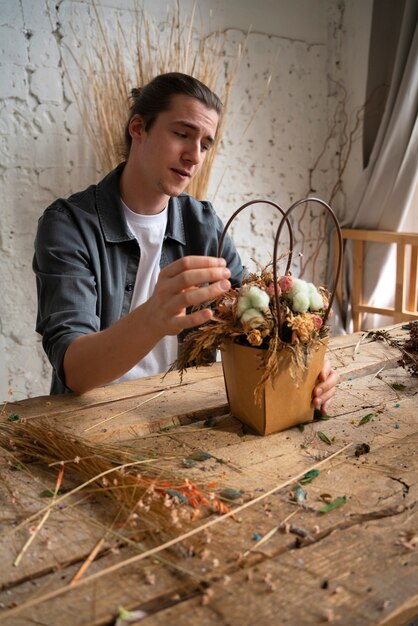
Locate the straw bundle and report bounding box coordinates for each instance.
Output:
[1,418,232,552]
[70,1,244,199]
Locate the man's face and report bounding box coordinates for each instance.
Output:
[130,94,219,202]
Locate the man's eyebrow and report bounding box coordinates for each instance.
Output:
[172,120,215,145]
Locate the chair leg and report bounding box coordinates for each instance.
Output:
[352,240,363,331]
[407,245,418,312]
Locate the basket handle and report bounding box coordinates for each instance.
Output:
[272,197,343,335]
[217,199,294,274]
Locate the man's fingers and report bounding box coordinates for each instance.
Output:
[162,256,227,279]
[173,267,231,292]
[314,368,340,397]
[312,386,337,413]
[174,307,214,331]
[318,356,332,382]
[312,361,340,413]
[174,279,231,310]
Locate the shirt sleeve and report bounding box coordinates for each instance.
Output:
[33,204,101,388]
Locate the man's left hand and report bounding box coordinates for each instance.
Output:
[312,356,340,415]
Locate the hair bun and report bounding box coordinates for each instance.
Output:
[131,87,142,99]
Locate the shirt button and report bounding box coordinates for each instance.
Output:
[125,283,134,292]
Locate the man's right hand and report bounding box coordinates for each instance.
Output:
[63,255,231,394]
[145,255,231,335]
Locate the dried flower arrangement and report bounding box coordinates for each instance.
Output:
[178,199,340,389]
[177,262,331,393]
[176,198,342,434]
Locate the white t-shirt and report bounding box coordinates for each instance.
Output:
[115,201,178,382]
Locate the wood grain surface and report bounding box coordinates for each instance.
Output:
[1,325,417,626]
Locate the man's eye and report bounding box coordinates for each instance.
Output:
[175,131,187,138]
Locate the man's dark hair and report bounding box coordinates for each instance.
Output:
[123,72,223,157]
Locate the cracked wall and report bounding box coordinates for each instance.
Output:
[0,0,372,400]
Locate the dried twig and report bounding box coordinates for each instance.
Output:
[83,391,165,433]
[13,465,64,567]
[71,537,106,585]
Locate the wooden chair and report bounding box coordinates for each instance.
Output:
[337,229,418,331]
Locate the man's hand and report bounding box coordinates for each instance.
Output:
[312,356,340,415]
[64,255,231,394]
[145,255,231,336]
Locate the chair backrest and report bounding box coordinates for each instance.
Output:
[337,229,418,331]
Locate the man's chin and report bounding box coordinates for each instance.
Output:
[158,181,189,198]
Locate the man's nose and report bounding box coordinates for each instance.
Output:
[183,142,201,165]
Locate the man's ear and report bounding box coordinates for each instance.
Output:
[129,114,146,142]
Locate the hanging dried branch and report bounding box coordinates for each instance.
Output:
[295,81,390,284]
[294,78,365,282]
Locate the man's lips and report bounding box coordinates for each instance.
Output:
[171,168,192,178]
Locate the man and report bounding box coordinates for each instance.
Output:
[34,72,338,411]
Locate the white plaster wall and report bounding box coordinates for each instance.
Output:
[0,0,372,401]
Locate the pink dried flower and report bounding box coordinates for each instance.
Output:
[311,314,323,330]
[279,275,293,292]
[266,282,281,298]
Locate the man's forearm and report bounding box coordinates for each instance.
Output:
[63,302,162,394]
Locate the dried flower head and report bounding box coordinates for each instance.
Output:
[247,329,263,347]
[289,313,315,343]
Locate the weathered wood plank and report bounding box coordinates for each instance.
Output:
[1,426,417,625]
[142,507,418,626]
[0,326,416,626]
[127,433,418,626]
[1,365,415,585]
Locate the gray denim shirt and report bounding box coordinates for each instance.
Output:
[33,163,243,394]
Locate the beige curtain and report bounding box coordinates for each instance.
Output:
[333,0,418,332]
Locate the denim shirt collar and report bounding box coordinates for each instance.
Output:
[95,163,186,245]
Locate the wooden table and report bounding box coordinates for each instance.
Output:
[1,325,417,626]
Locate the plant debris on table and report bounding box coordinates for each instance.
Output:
[358,413,374,426]
[0,419,236,555]
[399,321,418,376]
[369,322,418,377]
[319,496,347,514]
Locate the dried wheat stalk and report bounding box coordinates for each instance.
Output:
[1,418,232,552]
[67,1,244,199]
